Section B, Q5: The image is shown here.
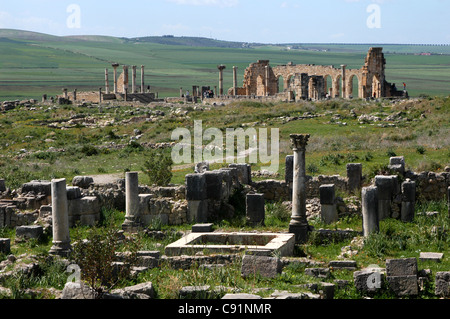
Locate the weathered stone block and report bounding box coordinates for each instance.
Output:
[386,258,418,277]
[387,275,418,296]
[305,267,331,278]
[185,174,207,201]
[353,268,385,293]
[112,282,155,299]
[67,186,82,200]
[285,155,294,184]
[15,225,44,240]
[246,193,265,226]
[435,271,450,297]
[204,171,223,200]
[187,200,208,223]
[346,163,362,192]
[61,282,96,299]
[241,255,282,279]
[72,176,94,189]
[329,260,357,270]
[21,180,51,196]
[319,184,335,205]
[179,285,211,299]
[0,238,10,254]
[0,179,6,192]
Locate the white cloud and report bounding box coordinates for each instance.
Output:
[166,0,239,7]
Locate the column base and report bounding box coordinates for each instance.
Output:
[49,241,72,257]
[122,218,143,233]
[289,221,310,244]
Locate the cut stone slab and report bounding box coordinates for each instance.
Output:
[192,223,214,233]
[241,255,282,279]
[353,267,385,293]
[15,225,44,240]
[329,260,357,270]
[419,252,444,262]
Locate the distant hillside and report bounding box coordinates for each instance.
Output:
[128,35,254,48]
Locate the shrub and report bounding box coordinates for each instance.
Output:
[81,145,99,157]
[142,150,173,186]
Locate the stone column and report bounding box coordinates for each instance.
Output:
[375,175,394,221]
[289,134,310,243]
[246,193,265,227]
[233,66,238,96]
[218,65,226,96]
[132,65,137,93]
[362,186,379,237]
[341,64,347,99]
[347,163,362,193]
[401,180,416,222]
[122,172,141,232]
[123,65,129,93]
[105,69,109,94]
[49,179,71,256]
[63,88,68,99]
[73,89,77,101]
[320,184,338,224]
[141,65,145,93]
[180,87,183,98]
[99,88,102,104]
[112,63,119,94]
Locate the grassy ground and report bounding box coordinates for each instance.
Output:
[0,33,449,100]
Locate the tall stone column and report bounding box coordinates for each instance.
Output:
[112,63,119,94]
[362,186,379,237]
[132,65,137,93]
[233,66,238,96]
[123,65,129,93]
[341,64,347,99]
[105,69,110,94]
[289,134,311,243]
[141,65,145,93]
[49,179,71,256]
[218,65,226,96]
[73,89,77,101]
[122,172,141,232]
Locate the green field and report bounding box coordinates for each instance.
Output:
[0,29,449,100]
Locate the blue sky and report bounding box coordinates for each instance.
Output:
[0,0,449,44]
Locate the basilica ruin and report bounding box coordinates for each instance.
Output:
[225,47,407,101]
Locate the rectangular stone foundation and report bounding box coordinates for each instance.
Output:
[165,232,295,257]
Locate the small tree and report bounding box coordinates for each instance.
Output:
[142,150,173,186]
[71,228,139,299]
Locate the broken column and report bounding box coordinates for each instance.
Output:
[246,193,265,227]
[320,184,338,224]
[347,163,362,193]
[122,172,141,232]
[362,186,379,237]
[289,134,310,243]
[401,179,416,222]
[122,65,129,93]
[233,66,238,96]
[374,175,395,221]
[218,65,226,96]
[49,179,71,256]
[388,156,405,175]
[112,63,119,94]
[341,64,347,98]
[73,89,77,101]
[105,69,109,94]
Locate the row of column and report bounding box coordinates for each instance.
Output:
[109,64,146,94]
[217,65,239,97]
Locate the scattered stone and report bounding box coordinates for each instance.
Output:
[15,225,44,241]
[304,267,330,278]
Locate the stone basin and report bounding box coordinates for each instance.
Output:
[164,232,295,257]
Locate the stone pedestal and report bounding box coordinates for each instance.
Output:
[320,184,338,224]
[122,172,142,232]
[401,180,416,222]
[289,134,310,243]
[374,175,394,220]
[346,163,362,193]
[49,179,71,256]
[362,186,379,237]
[246,193,265,227]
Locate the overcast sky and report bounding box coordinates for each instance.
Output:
[0,0,449,44]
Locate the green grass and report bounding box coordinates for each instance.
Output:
[0,31,449,100]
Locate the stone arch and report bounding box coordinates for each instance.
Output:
[372,74,382,98]
[347,74,361,99]
[333,74,342,98]
[323,74,333,97]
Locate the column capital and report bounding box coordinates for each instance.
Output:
[290,134,310,150]
[217,65,226,71]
